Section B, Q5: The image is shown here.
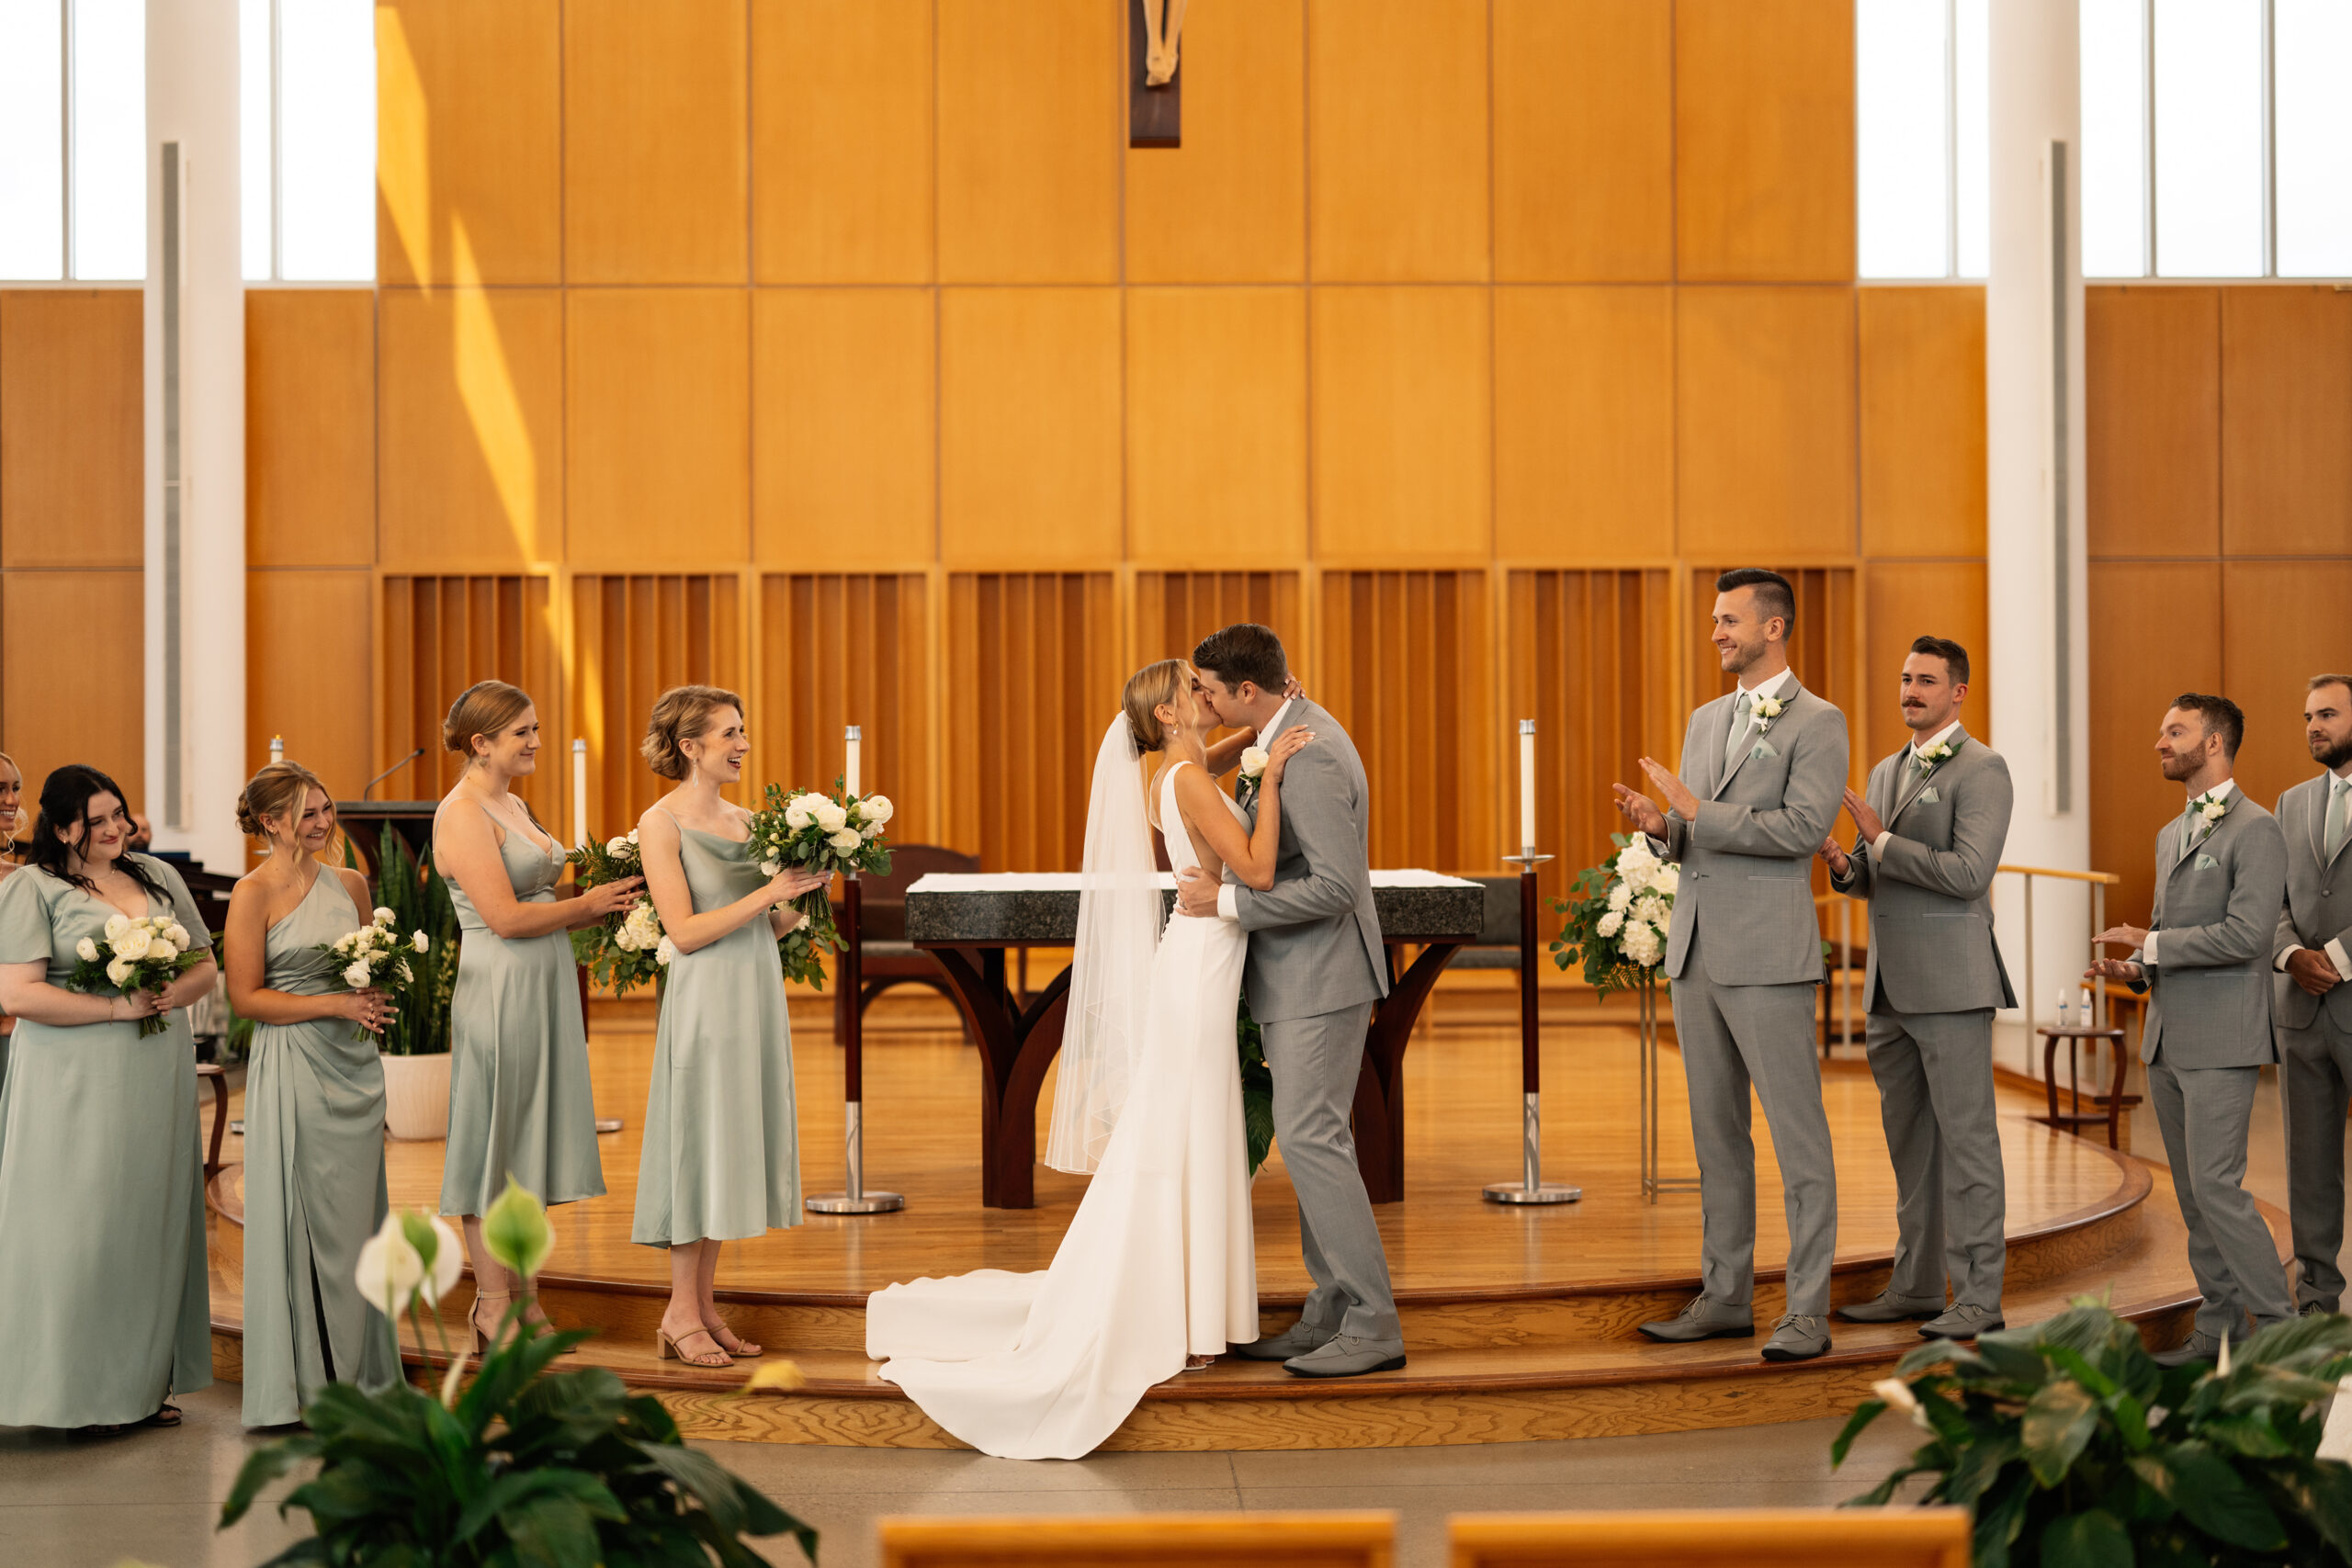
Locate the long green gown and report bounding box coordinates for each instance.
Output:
[0,855,214,1427]
[242,870,397,1427]
[438,820,605,1216]
[632,814,800,1246]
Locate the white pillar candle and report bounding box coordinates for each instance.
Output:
[844,725,863,798]
[268,735,284,767]
[1518,718,1537,853]
[571,739,589,850]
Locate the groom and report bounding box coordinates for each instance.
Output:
[1174,623,1403,1379]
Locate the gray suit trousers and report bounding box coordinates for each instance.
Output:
[2146,1050,2296,1336]
[1865,1001,2007,1311]
[1266,1001,1399,1342]
[2279,1009,2352,1311]
[1670,930,1838,1317]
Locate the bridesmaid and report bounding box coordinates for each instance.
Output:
[0,750,24,1089]
[224,761,400,1427]
[632,686,827,1367]
[0,764,217,1432]
[434,681,640,1349]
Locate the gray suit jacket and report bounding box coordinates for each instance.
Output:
[2131,790,2288,1068]
[1228,697,1388,1023]
[2271,773,2352,1032]
[1652,678,1849,987]
[1828,728,2017,1014]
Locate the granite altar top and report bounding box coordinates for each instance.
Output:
[905,870,1485,945]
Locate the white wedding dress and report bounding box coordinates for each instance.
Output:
[865,761,1260,1460]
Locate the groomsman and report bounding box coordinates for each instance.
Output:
[2271,674,2352,1314]
[1820,637,2015,1339]
[1614,569,1849,1362]
[2088,694,2295,1365]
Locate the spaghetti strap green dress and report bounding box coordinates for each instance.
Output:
[242,870,397,1427]
[632,814,800,1246]
[0,855,214,1427]
[438,823,605,1216]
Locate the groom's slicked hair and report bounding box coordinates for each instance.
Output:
[1715,568,1795,637]
[1193,623,1287,694]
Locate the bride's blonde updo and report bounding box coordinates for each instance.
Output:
[237,760,331,843]
[1121,660,1189,754]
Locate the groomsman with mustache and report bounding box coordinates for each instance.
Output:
[2271,674,2352,1314]
[1819,637,2015,1340]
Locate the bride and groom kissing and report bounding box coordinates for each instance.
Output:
[864,623,1404,1460]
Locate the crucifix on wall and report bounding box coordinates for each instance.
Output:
[1129,0,1186,148]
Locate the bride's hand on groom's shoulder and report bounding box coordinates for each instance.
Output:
[1262,728,1315,784]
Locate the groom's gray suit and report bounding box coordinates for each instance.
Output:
[1220,697,1397,1344]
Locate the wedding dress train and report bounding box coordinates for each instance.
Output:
[865,761,1259,1460]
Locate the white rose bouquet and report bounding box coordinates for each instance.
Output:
[746,779,895,987]
[1549,832,1680,997]
[315,906,432,1042]
[66,912,209,1037]
[567,829,673,998]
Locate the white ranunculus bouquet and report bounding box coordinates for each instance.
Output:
[66,912,209,1036]
[315,905,431,1042]
[1548,832,1681,998]
[747,780,895,987]
[567,829,668,998]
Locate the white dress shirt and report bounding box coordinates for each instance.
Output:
[2145,776,2237,968]
[2277,766,2352,983]
[1868,717,1964,861]
[1213,697,1296,922]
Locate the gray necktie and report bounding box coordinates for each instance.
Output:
[1725,691,1758,765]
[2180,804,2204,863]
[2328,778,2350,863]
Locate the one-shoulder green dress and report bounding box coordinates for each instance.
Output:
[632,813,800,1246]
[439,822,605,1216]
[0,855,214,1427]
[242,870,397,1427]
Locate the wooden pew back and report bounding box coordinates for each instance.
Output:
[1447,1508,1972,1568]
[878,1512,1397,1568]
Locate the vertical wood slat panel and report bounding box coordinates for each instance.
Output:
[756,573,933,845]
[379,575,559,818]
[570,573,744,837]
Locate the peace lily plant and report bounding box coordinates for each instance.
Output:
[223,1178,818,1566]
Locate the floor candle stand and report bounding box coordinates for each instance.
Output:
[1483,852,1580,1205]
[808,727,903,1215]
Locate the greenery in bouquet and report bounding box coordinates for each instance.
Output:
[64,911,209,1036]
[367,823,461,1057]
[748,781,893,988]
[1549,832,1679,999]
[1237,995,1276,1179]
[1836,1300,2352,1568]
[570,829,674,998]
[316,904,433,1043]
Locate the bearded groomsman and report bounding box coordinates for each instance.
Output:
[2271,674,2352,1314]
[2088,694,2295,1366]
[1820,637,2015,1340]
[1613,569,1849,1363]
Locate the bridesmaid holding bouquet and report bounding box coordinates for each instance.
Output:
[632,685,828,1367]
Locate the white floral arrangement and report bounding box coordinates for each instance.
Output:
[316,906,432,1042]
[569,829,671,997]
[66,912,209,1037]
[1550,833,1680,995]
[747,780,894,987]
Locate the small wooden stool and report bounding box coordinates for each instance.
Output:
[195,1061,231,1179]
[2031,1024,2139,1149]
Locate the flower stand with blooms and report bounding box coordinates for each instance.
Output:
[745,781,893,988]
[223,1177,818,1566]
[65,913,209,1037]
[316,905,432,1042]
[570,829,676,997]
[1552,832,1690,1201]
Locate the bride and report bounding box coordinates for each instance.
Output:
[865,659,1312,1460]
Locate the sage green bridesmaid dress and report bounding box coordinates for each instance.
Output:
[438,821,605,1217]
[632,810,800,1246]
[242,870,397,1427]
[0,855,214,1427]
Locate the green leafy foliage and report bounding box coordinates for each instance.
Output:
[1237,995,1274,1178]
[1838,1300,2352,1566]
[369,825,460,1057]
[1546,832,1673,1000]
[748,780,893,989]
[568,833,667,999]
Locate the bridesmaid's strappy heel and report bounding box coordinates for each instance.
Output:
[469,1289,514,1357]
[658,1327,733,1369]
[707,1319,763,1359]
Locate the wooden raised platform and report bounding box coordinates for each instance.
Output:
[203,995,2253,1451]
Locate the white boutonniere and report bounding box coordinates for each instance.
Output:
[2190,788,2228,825]
[1917,739,1955,773]
[1751,694,1785,733]
[1238,745,1270,801]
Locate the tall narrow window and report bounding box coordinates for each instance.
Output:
[0,0,142,283]
[1856,0,1990,280]
[2081,0,2149,277]
[243,0,375,282]
[2152,0,2264,277]
[2275,0,2352,276]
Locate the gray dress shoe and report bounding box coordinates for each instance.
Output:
[1760,1314,1831,1361]
[1283,1334,1408,1379]
[1235,1321,1339,1361]
[1837,1290,1946,1324]
[1919,1304,2002,1340]
[2151,1330,2223,1368]
[1637,1295,1755,1343]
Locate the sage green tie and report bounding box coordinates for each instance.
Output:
[2181,805,2202,863]
[2327,778,2349,863]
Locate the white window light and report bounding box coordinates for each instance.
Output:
[1857,0,1990,281]
[243,0,375,283]
[0,0,143,284]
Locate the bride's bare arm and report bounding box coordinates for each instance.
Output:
[1170,729,1314,891]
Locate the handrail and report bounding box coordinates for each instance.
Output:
[1997,863,2121,886]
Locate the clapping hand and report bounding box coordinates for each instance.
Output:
[1818,834,1850,875]
[1637,758,1698,821]
[1842,787,1885,845]
[1611,782,1666,838]
[2085,957,2143,984]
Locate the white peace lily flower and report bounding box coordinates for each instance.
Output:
[862,795,893,825]
[1239,746,1271,779]
[1649,864,1680,898]
[112,924,153,961]
[1606,882,1634,914]
[344,960,372,989]
[106,955,135,987]
[75,937,99,963]
[1872,1377,1933,1431]
[354,1210,425,1318]
[828,828,862,853]
[103,913,130,942]
[814,802,850,835]
[1596,910,1624,938]
[409,1212,464,1308]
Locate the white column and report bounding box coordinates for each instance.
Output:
[1986,0,2091,1076]
[143,0,246,872]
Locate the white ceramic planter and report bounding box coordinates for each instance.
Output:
[382,1051,453,1142]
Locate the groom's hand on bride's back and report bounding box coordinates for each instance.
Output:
[1175,867,1221,919]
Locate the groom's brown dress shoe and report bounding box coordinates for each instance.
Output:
[1236,1321,1338,1360]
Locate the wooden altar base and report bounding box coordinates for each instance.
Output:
[203,998,2256,1451]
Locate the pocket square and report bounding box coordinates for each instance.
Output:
[1920,786,1939,804]
[2195,852,2219,870]
[1750,740,1778,760]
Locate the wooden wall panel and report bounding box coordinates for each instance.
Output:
[1676,287,1857,559]
[1860,560,1989,769]
[1860,288,1986,558]
[0,291,142,569]
[379,575,560,816]
[246,291,375,569]
[1133,571,1304,671]
[939,288,1121,567]
[379,287,563,569]
[752,288,935,566]
[757,573,933,844]
[571,574,746,833]
[565,289,751,567]
[2086,287,2219,558]
[2221,288,2352,558]
[1675,0,1853,282]
[1318,570,1498,872]
[752,0,934,284]
[942,573,1118,872]
[2222,560,2352,811]
[1684,564,1863,787]
[1125,288,1309,566]
[1307,0,1489,282]
[564,0,748,284]
[1494,0,1673,281]
[376,0,561,287]
[1125,0,1306,283]
[1495,287,1673,556]
[1311,288,1492,563]
[936,0,1119,284]
[0,570,143,806]
[2086,560,2222,927]
[247,570,373,794]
